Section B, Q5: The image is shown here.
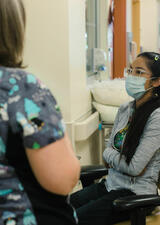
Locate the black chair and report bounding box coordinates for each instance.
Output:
[80,165,160,225]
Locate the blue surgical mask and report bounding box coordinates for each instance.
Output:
[124,73,154,100]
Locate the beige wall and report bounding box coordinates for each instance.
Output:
[68,0,92,121]
[99,0,109,80]
[140,0,160,52]
[24,0,91,122]
[23,0,100,166]
[23,0,71,120]
[126,0,132,33]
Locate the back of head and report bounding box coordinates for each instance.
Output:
[0,0,26,68]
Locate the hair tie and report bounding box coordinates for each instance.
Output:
[155,55,159,61]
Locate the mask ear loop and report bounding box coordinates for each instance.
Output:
[151,77,160,97]
[148,77,159,97]
[146,86,154,91]
[145,77,156,92]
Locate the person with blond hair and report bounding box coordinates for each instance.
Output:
[0,0,80,224]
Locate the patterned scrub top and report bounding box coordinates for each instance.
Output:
[0,66,72,225]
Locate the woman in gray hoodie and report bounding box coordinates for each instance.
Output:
[71,52,160,225]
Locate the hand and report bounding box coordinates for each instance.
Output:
[103,160,111,169]
[138,167,146,176]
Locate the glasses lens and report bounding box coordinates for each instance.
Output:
[125,67,151,77]
[125,68,132,75]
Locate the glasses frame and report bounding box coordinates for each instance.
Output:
[124,67,152,77]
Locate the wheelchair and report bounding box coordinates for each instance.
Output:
[80,165,160,225]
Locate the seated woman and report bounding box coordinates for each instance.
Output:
[71,52,160,225]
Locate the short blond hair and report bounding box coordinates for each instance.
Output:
[0,0,26,68]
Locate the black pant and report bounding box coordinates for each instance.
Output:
[70,180,135,225]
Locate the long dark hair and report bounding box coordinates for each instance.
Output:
[122,52,160,164]
[0,0,26,68]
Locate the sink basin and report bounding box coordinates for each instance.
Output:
[90,79,133,107]
[90,79,133,123]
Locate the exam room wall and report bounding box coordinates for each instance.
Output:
[23,0,99,166]
[140,0,160,52]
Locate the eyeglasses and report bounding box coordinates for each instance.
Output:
[124,67,152,77]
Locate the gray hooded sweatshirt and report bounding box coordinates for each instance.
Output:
[103,101,160,195]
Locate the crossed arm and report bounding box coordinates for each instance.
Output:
[103,109,160,177]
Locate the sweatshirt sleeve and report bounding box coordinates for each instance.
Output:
[103,108,160,176]
[105,106,121,148]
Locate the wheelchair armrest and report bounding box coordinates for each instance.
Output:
[114,195,160,225]
[80,165,108,188]
[113,194,160,211]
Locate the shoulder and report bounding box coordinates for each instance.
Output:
[118,100,134,113]
[0,67,45,88]
[148,107,160,121]
[143,106,160,133]
[0,66,29,80]
[0,67,49,99]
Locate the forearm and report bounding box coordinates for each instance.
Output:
[103,148,146,176]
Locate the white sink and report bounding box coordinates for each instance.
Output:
[89,79,133,123]
[90,78,132,107]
